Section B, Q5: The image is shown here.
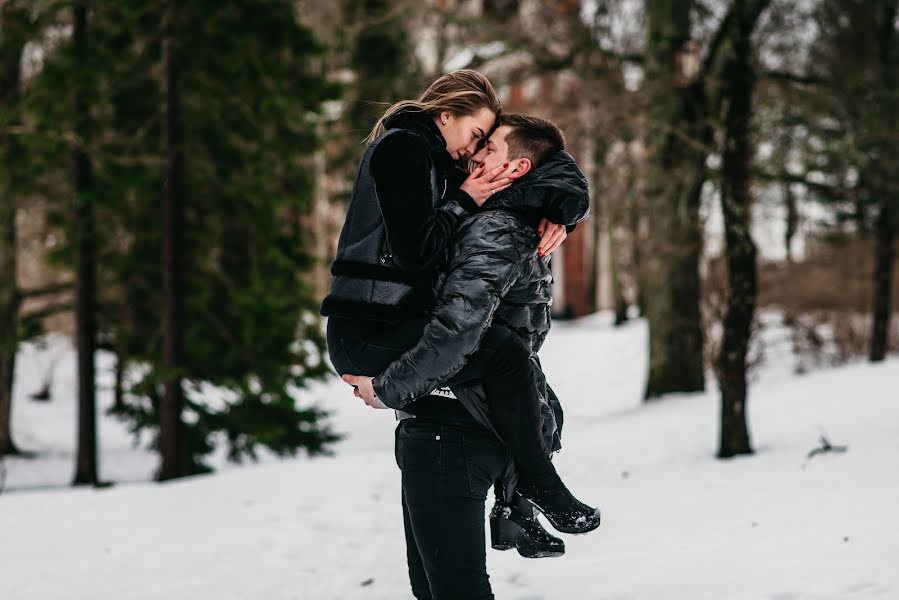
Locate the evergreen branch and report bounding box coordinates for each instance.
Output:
[3,124,163,167]
[21,302,73,322]
[19,282,75,299]
[761,69,831,88]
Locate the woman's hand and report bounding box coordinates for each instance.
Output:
[537,219,567,257]
[460,162,513,206]
[341,374,388,409]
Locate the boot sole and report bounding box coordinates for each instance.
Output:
[490,516,565,558]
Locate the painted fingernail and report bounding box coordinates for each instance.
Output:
[503,163,509,168]
[537,229,544,235]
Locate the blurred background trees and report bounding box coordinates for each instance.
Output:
[1,0,896,479]
[3,0,342,479]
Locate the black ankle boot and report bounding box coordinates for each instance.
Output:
[490,497,565,558]
[515,477,601,535]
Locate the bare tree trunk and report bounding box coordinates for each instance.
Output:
[716,0,770,458]
[776,128,798,263]
[583,116,602,315]
[72,2,98,485]
[642,0,707,399]
[870,198,896,361]
[0,2,31,457]
[628,177,646,318]
[869,0,898,363]
[311,119,332,304]
[610,219,628,326]
[111,338,127,412]
[0,198,18,456]
[613,157,639,326]
[159,0,186,480]
[586,187,602,315]
[784,182,797,263]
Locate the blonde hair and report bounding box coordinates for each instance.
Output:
[366,70,502,144]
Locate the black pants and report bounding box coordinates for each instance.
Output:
[395,417,508,600]
[327,316,554,484]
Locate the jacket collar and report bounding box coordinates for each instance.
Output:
[479,150,589,214]
[384,109,447,153]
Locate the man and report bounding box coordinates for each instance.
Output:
[344,114,597,600]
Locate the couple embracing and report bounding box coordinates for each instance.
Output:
[321,70,601,599]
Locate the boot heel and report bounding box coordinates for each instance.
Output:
[490,515,521,551]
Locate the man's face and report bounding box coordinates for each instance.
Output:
[470,125,516,173]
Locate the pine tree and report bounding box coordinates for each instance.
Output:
[0,0,34,457]
[345,0,422,138]
[21,0,342,474]
[158,0,186,481]
[868,0,898,362]
[71,1,100,486]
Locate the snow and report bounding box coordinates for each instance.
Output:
[2,315,898,599]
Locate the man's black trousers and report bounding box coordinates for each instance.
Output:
[395,417,508,600]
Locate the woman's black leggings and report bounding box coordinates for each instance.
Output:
[327,316,556,485]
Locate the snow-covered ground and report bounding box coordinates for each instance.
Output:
[1,315,897,599]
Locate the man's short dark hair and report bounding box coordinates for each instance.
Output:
[499,113,566,168]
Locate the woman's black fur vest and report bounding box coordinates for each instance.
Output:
[320,111,470,323]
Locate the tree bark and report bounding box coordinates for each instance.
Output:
[642,0,707,399]
[0,1,31,457]
[614,156,641,326]
[159,0,187,480]
[627,178,646,317]
[72,2,99,485]
[784,180,797,263]
[610,219,628,326]
[112,346,126,412]
[775,127,798,263]
[586,157,602,315]
[869,0,898,363]
[870,197,896,362]
[716,0,769,458]
[0,197,19,456]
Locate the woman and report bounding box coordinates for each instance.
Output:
[321,71,593,533]
[322,70,517,327]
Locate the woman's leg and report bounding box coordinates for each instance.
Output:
[326,316,429,376]
[445,326,601,534]
[333,318,557,488]
[443,325,556,485]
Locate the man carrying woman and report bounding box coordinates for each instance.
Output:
[323,70,600,600]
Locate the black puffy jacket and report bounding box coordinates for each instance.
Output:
[373,149,591,438]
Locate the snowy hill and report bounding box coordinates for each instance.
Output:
[1,316,897,600]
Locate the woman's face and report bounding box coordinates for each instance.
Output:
[435,107,496,161]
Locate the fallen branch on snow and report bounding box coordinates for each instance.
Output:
[806,434,848,461]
